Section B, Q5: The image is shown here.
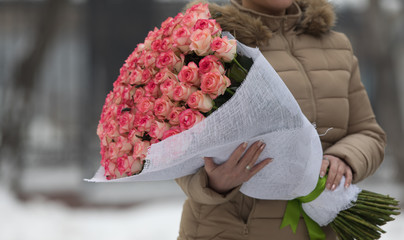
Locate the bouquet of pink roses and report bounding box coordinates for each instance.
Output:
[89,3,399,240]
[96,3,247,180]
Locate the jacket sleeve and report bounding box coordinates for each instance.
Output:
[175,167,241,205]
[324,54,386,183]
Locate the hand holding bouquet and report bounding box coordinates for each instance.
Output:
[88,3,400,240]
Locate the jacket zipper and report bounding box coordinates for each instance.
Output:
[244,198,256,236]
[279,18,317,123]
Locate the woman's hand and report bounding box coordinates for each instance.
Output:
[320,155,353,191]
[204,141,273,194]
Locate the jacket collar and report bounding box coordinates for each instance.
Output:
[207,0,336,46]
[230,0,302,33]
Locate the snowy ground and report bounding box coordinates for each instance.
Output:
[0,185,185,240]
[1,182,402,240]
[1,156,403,240]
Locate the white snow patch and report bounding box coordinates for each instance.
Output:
[0,186,184,240]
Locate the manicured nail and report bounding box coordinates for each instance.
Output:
[331,184,336,191]
[260,143,266,150]
[320,171,325,178]
[345,184,349,189]
[326,183,331,190]
[243,142,248,148]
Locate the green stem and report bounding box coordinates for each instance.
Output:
[225,88,235,95]
[233,57,248,75]
[339,211,385,233]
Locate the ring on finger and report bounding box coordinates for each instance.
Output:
[245,165,251,171]
[323,156,330,162]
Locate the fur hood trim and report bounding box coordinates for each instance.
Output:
[185,0,336,46]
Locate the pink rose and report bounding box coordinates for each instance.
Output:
[160,78,178,99]
[113,85,131,105]
[154,68,177,85]
[133,88,145,103]
[151,39,162,52]
[97,121,104,138]
[154,96,174,120]
[116,136,132,154]
[187,91,213,113]
[160,37,173,52]
[167,106,185,125]
[198,55,225,75]
[173,26,192,53]
[180,12,198,29]
[116,154,131,176]
[108,142,119,159]
[186,3,211,19]
[129,67,143,85]
[136,97,155,113]
[105,119,120,138]
[173,83,197,102]
[160,17,176,37]
[189,29,212,56]
[103,91,115,110]
[116,104,132,116]
[193,19,220,36]
[162,126,182,140]
[144,27,161,50]
[133,141,150,159]
[118,66,130,85]
[135,113,154,132]
[156,50,183,72]
[179,109,205,130]
[200,72,231,99]
[149,120,171,139]
[144,81,160,98]
[129,157,143,174]
[100,146,109,165]
[117,111,134,134]
[104,159,117,180]
[211,36,237,62]
[142,51,159,68]
[128,129,142,145]
[140,68,155,85]
[125,45,142,66]
[178,62,200,86]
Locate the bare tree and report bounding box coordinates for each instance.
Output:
[0,0,68,193]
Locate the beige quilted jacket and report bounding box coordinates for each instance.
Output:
[176,0,386,239]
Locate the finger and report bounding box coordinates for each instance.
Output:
[331,165,345,191]
[238,141,263,168]
[204,157,216,173]
[244,142,266,169]
[245,158,272,181]
[344,167,353,189]
[320,158,330,178]
[227,142,248,166]
[326,161,338,190]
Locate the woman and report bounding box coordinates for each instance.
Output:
[176,0,386,239]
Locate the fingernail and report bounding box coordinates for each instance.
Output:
[326,183,331,190]
[260,143,266,150]
[331,184,336,191]
[320,171,325,178]
[345,184,349,189]
[243,142,248,148]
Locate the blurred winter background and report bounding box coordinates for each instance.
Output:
[0,0,403,239]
